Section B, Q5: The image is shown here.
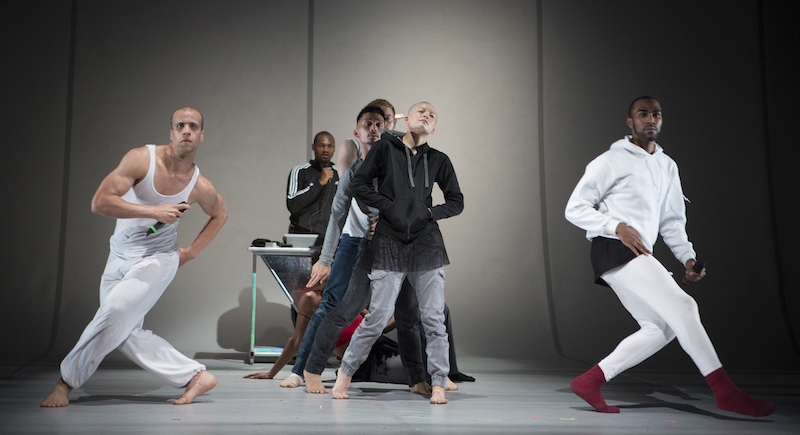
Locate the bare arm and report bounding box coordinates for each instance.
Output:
[91,146,190,222]
[244,290,321,379]
[180,175,228,267]
[336,139,359,174]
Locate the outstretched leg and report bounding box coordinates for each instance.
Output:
[599,255,773,417]
[409,268,450,391]
[244,290,321,381]
[335,270,404,395]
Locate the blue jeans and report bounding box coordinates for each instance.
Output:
[291,234,361,376]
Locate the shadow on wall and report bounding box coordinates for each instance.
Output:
[216,287,293,353]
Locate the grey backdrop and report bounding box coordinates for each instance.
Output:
[2,0,798,374]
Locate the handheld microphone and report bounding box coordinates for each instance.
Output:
[683,259,706,284]
[146,201,187,235]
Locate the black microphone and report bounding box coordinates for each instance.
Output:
[683,259,706,284]
[146,201,187,235]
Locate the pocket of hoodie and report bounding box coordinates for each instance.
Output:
[382,199,407,230]
[408,200,431,233]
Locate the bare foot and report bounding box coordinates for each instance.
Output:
[41,378,72,407]
[279,373,303,388]
[410,381,432,395]
[445,377,458,391]
[303,370,328,394]
[331,368,351,399]
[173,371,217,405]
[243,372,275,379]
[430,385,447,404]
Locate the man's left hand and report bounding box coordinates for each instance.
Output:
[367,215,379,236]
[684,258,706,283]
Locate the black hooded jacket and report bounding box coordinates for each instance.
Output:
[350,132,463,242]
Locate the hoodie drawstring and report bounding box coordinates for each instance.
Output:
[404,145,430,189]
[405,146,415,188]
[423,153,429,188]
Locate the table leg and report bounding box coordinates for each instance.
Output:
[249,253,257,365]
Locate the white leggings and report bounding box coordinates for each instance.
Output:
[60,251,204,389]
[598,255,722,381]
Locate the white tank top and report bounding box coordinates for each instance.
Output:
[109,145,200,259]
[342,198,370,238]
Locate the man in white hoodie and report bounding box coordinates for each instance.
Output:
[564,96,774,417]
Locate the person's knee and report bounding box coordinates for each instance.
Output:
[674,293,700,317]
[297,291,321,317]
[102,299,129,321]
[420,313,447,337]
[639,321,667,338]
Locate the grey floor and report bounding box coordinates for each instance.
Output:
[2,356,799,435]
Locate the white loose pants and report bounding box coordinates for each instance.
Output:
[60,251,204,389]
[598,254,722,380]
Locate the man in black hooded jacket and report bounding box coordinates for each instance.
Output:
[332,101,463,405]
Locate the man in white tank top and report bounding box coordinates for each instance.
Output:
[41,107,228,407]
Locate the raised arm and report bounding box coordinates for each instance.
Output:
[180,175,228,267]
[91,146,190,222]
[336,139,359,174]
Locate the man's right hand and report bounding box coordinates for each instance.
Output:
[319,167,334,185]
[307,262,331,287]
[152,203,191,224]
[616,223,652,256]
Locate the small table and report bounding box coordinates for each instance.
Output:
[247,246,315,364]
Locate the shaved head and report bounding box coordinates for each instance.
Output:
[172,106,203,130]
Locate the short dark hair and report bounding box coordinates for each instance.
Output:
[367,99,395,116]
[357,105,386,124]
[313,131,333,143]
[627,96,657,118]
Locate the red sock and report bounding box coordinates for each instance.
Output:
[570,364,620,413]
[705,368,774,417]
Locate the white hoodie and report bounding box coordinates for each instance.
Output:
[565,136,695,266]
